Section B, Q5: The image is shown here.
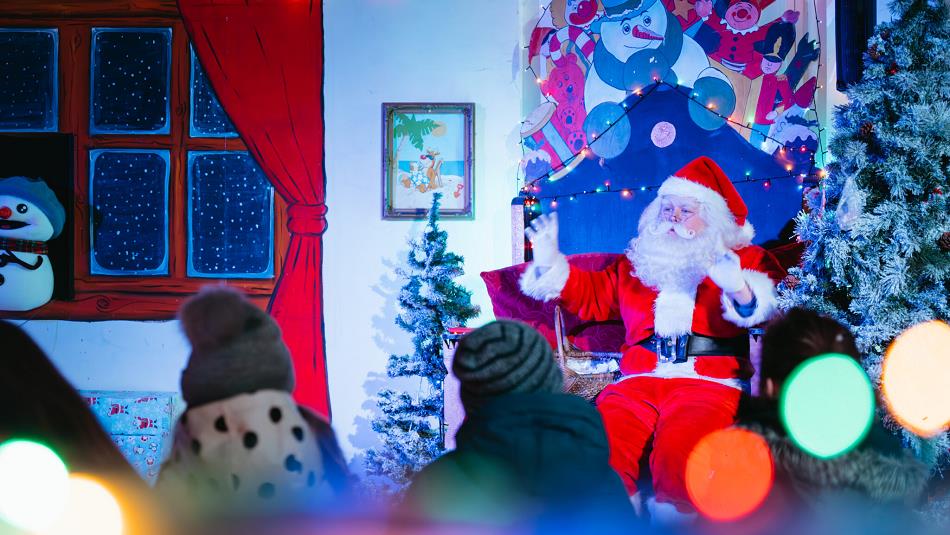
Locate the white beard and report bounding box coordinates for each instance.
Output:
[627,220,722,292]
[627,220,725,336]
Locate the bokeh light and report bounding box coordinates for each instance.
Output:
[39,475,124,535]
[882,321,950,437]
[0,440,69,531]
[686,428,774,522]
[781,354,874,459]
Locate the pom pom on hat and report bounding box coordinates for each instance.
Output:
[179,286,294,407]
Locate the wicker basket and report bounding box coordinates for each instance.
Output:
[554,306,621,401]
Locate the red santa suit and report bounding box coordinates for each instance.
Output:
[520,157,784,517]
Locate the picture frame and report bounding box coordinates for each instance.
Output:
[382,102,474,220]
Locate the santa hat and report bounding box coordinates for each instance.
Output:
[657,156,755,244]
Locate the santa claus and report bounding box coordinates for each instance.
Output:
[520,156,784,522]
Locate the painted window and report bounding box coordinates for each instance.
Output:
[90,28,171,134]
[0,29,57,131]
[90,149,169,275]
[0,12,288,319]
[188,152,273,278]
[189,47,237,137]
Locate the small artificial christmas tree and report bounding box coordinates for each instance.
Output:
[779,0,950,463]
[364,193,480,494]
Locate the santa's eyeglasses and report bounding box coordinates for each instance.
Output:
[658,199,702,223]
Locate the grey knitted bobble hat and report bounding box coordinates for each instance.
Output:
[452,320,563,413]
[178,286,294,407]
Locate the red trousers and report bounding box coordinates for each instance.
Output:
[596,377,741,512]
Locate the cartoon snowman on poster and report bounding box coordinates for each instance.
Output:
[0,176,65,311]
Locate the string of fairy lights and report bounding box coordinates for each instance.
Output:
[517,1,830,212]
[523,168,827,212]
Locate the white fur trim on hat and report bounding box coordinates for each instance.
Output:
[720,269,779,327]
[519,253,569,302]
[658,176,755,248]
[658,176,730,215]
[738,221,755,244]
[653,289,695,337]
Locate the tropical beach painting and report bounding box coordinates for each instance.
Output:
[382,102,473,219]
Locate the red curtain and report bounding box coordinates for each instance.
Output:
[178,0,330,418]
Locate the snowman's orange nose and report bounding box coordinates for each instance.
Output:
[0,206,11,219]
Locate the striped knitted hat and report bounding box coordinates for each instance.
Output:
[452,320,563,413]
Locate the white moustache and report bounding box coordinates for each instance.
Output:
[649,220,697,240]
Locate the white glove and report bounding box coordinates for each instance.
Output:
[707,251,747,293]
[525,212,561,268]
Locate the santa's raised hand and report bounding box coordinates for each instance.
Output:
[707,250,752,303]
[525,212,562,268]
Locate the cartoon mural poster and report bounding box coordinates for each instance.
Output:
[387,108,470,215]
[521,0,822,184]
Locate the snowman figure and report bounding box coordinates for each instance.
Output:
[584,0,735,125]
[0,176,65,311]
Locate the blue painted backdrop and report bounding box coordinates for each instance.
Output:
[521,0,821,254]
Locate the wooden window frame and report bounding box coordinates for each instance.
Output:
[0,2,288,320]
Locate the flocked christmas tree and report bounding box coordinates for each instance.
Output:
[779,0,950,462]
[364,193,480,493]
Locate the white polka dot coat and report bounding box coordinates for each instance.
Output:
[157,390,340,514]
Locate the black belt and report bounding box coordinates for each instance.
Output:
[637,333,750,364]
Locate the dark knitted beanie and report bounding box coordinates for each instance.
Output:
[452,320,563,413]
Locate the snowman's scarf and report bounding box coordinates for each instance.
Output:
[0,239,46,287]
[0,238,48,255]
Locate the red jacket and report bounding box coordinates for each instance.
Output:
[523,246,785,383]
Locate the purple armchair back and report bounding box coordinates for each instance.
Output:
[480,253,627,352]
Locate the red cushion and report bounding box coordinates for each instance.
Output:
[480,253,627,352]
[767,240,805,272]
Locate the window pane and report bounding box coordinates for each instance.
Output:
[188,152,274,278]
[90,28,170,134]
[190,48,237,137]
[0,29,57,131]
[90,150,169,275]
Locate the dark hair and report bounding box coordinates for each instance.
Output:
[0,321,138,479]
[298,407,353,495]
[759,307,861,391]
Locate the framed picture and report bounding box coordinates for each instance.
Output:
[382,102,474,220]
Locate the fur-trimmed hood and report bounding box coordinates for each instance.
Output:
[737,397,929,506]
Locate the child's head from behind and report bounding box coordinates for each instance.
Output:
[760,307,860,398]
[162,288,351,512]
[452,320,563,413]
[179,286,294,407]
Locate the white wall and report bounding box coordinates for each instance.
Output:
[15,319,189,392]
[322,0,526,471]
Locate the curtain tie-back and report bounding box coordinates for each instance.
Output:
[287,203,328,236]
